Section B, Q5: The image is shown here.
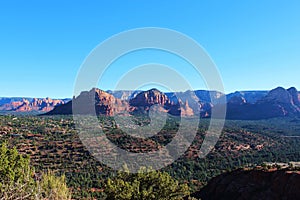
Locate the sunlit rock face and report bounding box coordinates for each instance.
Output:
[0,97,68,112]
[42,86,300,119]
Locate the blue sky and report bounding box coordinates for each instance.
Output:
[0,0,299,98]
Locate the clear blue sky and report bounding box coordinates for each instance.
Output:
[0,0,299,98]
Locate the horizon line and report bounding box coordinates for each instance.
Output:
[1,86,298,99]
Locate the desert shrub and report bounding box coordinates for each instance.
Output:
[0,142,36,199]
[0,142,71,200]
[106,166,190,200]
[37,170,71,200]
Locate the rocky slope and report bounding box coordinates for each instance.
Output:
[46,88,130,116]
[46,88,198,116]
[192,168,300,200]
[106,90,140,100]
[226,91,268,104]
[226,87,300,120]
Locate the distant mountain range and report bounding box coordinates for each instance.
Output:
[1,87,300,119]
[225,87,300,120]
[0,97,70,113]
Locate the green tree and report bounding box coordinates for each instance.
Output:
[0,142,71,200]
[106,166,190,200]
[0,142,36,199]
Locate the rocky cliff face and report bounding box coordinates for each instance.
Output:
[180,100,194,116]
[226,87,300,120]
[262,87,294,104]
[46,88,203,116]
[193,168,300,200]
[287,87,300,107]
[228,96,247,105]
[107,90,140,100]
[129,89,170,106]
[46,88,129,116]
[226,91,268,104]
[116,89,200,116]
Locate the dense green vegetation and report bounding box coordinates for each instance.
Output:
[0,115,300,199]
[106,166,190,200]
[0,142,71,200]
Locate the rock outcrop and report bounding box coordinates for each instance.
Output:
[192,168,300,200]
[129,88,170,107]
[46,88,129,116]
[228,96,247,105]
[46,88,203,117]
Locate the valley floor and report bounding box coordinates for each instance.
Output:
[0,115,300,199]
